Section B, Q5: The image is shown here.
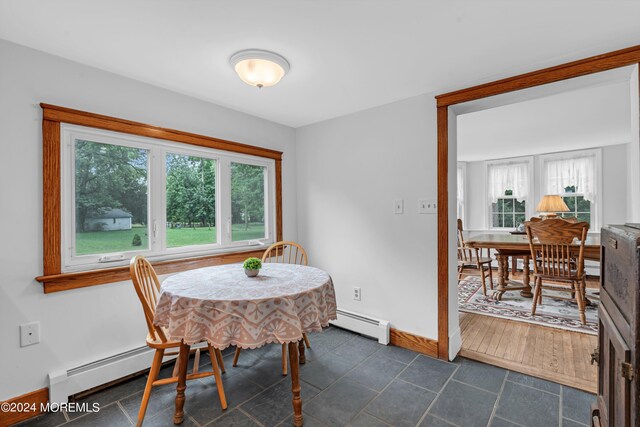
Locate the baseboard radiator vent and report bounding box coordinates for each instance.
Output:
[49,346,159,404]
[330,308,390,345]
[48,309,389,403]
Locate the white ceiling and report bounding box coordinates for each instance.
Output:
[456,78,632,162]
[2,1,640,127]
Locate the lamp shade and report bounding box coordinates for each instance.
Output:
[536,195,570,213]
[230,49,290,88]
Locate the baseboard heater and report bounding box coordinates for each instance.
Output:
[49,309,389,403]
[330,308,390,345]
[49,346,159,404]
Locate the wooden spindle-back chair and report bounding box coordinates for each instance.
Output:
[232,241,311,376]
[261,240,308,266]
[130,256,227,426]
[524,219,590,324]
[457,219,494,295]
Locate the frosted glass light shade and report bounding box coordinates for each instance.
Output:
[536,194,570,213]
[230,49,290,88]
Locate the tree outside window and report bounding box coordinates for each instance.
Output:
[558,185,591,224]
[491,189,526,228]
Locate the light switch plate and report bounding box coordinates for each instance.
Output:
[394,199,404,214]
[418,199,437,214]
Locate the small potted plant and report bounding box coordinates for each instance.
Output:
[243,257,262,277]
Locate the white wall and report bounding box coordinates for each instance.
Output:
[602,144,631,226]
[295,94,440,340]
[0,39,297,400]
[457,80,631,162]
[462,144,629,231]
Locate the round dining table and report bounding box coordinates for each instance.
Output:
[153,262,337,426]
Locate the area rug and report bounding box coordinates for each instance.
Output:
[458,276,598,335]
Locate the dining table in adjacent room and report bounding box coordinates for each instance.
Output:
[464,232,601,301]
[153,262,338,426]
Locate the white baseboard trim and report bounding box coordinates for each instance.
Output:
[449,327,462,361]
[330,308,390,345]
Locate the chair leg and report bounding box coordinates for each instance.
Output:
[207,344,227,410]
[303,333,311,349]
[232,347,242,367]
[488,263,494,290]
[531,278,542,316]
[538,280,543,305]
[458,264,465,282]
[281,344,288,376]
[477,262,487,296]
[172,353,180,378]
[137,349,164,427]
[193,348,200,375]
[575,279,586,325]
[215,349,225,373]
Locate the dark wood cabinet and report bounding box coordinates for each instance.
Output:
[592,224,640,427]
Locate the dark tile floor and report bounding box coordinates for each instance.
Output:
[18,327,595,427]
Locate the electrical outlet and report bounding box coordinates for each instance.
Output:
[418,198,437,214]
[353,287,361,301]
[394,199,404,214]
[20,322,40,347]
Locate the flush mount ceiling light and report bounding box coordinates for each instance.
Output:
[230,49,290,89]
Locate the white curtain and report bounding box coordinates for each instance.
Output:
[544,155,595,201]
[487,162,529,203]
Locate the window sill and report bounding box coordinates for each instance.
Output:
[35,248,266,294]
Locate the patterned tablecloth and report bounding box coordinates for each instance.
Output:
[154,263,337,349]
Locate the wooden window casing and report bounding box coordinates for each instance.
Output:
[36,104,283,293]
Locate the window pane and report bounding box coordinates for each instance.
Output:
[75,140,148,255]
[492,214,502,228]
[577,213,591,223]
[577,196,591,212]
[491,202,498,213]
[515,199,526,213]
[563,196,576,211]
[515,214,526,225]
[166,154,216,248]
[504,214,514,228]
[503,198,514,213]
[231,162,266,241]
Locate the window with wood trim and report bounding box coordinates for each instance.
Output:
[61,124,275,272]
[541,149,600,228]
[486,158,532,230]
[38,104,283,292]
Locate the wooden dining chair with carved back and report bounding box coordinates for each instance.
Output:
[524,219,590,324]
[232,241,311,376]
[457,219,494,296]
[130,256,227,426]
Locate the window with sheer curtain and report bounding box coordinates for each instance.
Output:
[542,151,597,225]
[487,160,531,229]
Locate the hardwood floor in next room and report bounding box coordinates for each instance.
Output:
[460,312,598,394]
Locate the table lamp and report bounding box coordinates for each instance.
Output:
[536,194,569,219]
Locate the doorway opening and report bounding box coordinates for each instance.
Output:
[436,49,640,393]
